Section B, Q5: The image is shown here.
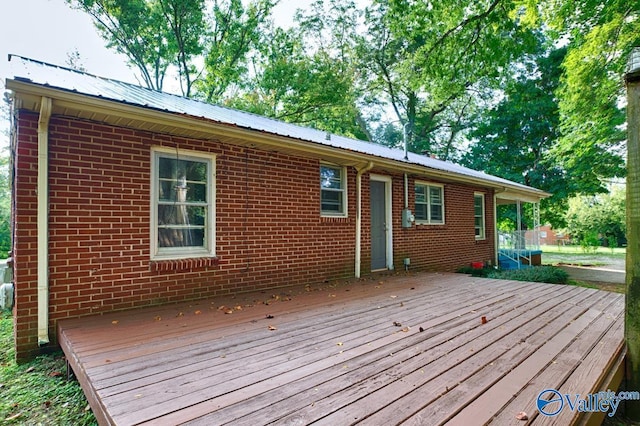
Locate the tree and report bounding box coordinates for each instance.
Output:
[357,0,538,159]
[68,0,274,98]
[565,188,626,248]
[542,0,639,193]
[225,0,368,139]
[197,0,276,102]
[462,45,573,227]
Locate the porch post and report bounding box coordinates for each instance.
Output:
[624,47,640,420]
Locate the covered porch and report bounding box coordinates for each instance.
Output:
[496,191,545,270]
[58,272,625,425]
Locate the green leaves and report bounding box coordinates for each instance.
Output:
[361,0,538,157]
[462,45,572,226]
[541,0,638,191]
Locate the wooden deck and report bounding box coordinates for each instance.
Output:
[57,272,625,425]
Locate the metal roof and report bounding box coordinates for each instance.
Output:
[6,55,548,199]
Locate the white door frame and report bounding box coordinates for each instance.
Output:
[370,174,394,271]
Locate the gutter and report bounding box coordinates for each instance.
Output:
[37,97,52,345]
[355,162,374,278]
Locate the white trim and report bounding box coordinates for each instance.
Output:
[150,147,216,260]
[370,174,394,270]
[320,163,348,217]
[37,97,52,345]
[474,192,486,240]
[414,180,445,225]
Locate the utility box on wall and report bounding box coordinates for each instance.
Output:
[402,209,414,228]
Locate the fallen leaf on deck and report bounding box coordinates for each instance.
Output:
[111,320,119,325]
[515,411,528,421]
[481,316,488,324]
[194,310,202,315]
[401,327,410,332]
[393,321,402,327]
[217,306,226,311]
[268,325,277,330]
[224,309,233,314]
[337,342,343,346]
[419,327,425,332]
[5,413,22,421]
[176,312,184,317]
[266,314,274,319]
[390,295,397,299]
[234,305,242,311]
[154,316,162,321]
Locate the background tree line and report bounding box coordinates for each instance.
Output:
[65,0,637,227]
[0,0,637,258]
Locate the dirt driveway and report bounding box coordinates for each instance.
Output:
[557,265,625,284]
[544,252,626,292]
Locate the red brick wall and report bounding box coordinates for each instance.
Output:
[12,112,495,359]
[358,173,495,273]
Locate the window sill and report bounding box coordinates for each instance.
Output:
[150,257,219,272]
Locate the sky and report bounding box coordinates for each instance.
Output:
[0,0,314,149]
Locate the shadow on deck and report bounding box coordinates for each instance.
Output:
[58,272,625,425]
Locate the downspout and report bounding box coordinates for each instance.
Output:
[37,97,52,345]
[355,161,374,278]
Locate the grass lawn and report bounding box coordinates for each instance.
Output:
[541,244,626,268]
[0,309,96,425]
[541,244,626,256]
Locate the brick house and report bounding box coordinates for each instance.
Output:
[5,56,549,360]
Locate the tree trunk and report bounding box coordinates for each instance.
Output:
[625,47,640,421]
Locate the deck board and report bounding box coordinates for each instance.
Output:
[57,272,625,425]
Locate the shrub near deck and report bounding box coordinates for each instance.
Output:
[488,266,570,284]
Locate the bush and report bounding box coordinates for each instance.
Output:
[487,266,569,284]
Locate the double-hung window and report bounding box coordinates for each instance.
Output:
[474,193,486,240]
[415,182,444,224]
[320,164,347,216]
[151,147,215,259]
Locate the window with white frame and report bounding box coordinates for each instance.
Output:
[474,193,486,240]
[151,148,215,259]
[415,182,444,224]
[320,164,347,216]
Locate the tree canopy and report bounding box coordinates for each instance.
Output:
[461,44,573,226]
[67,0,636,204]
[541,0,638,194]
